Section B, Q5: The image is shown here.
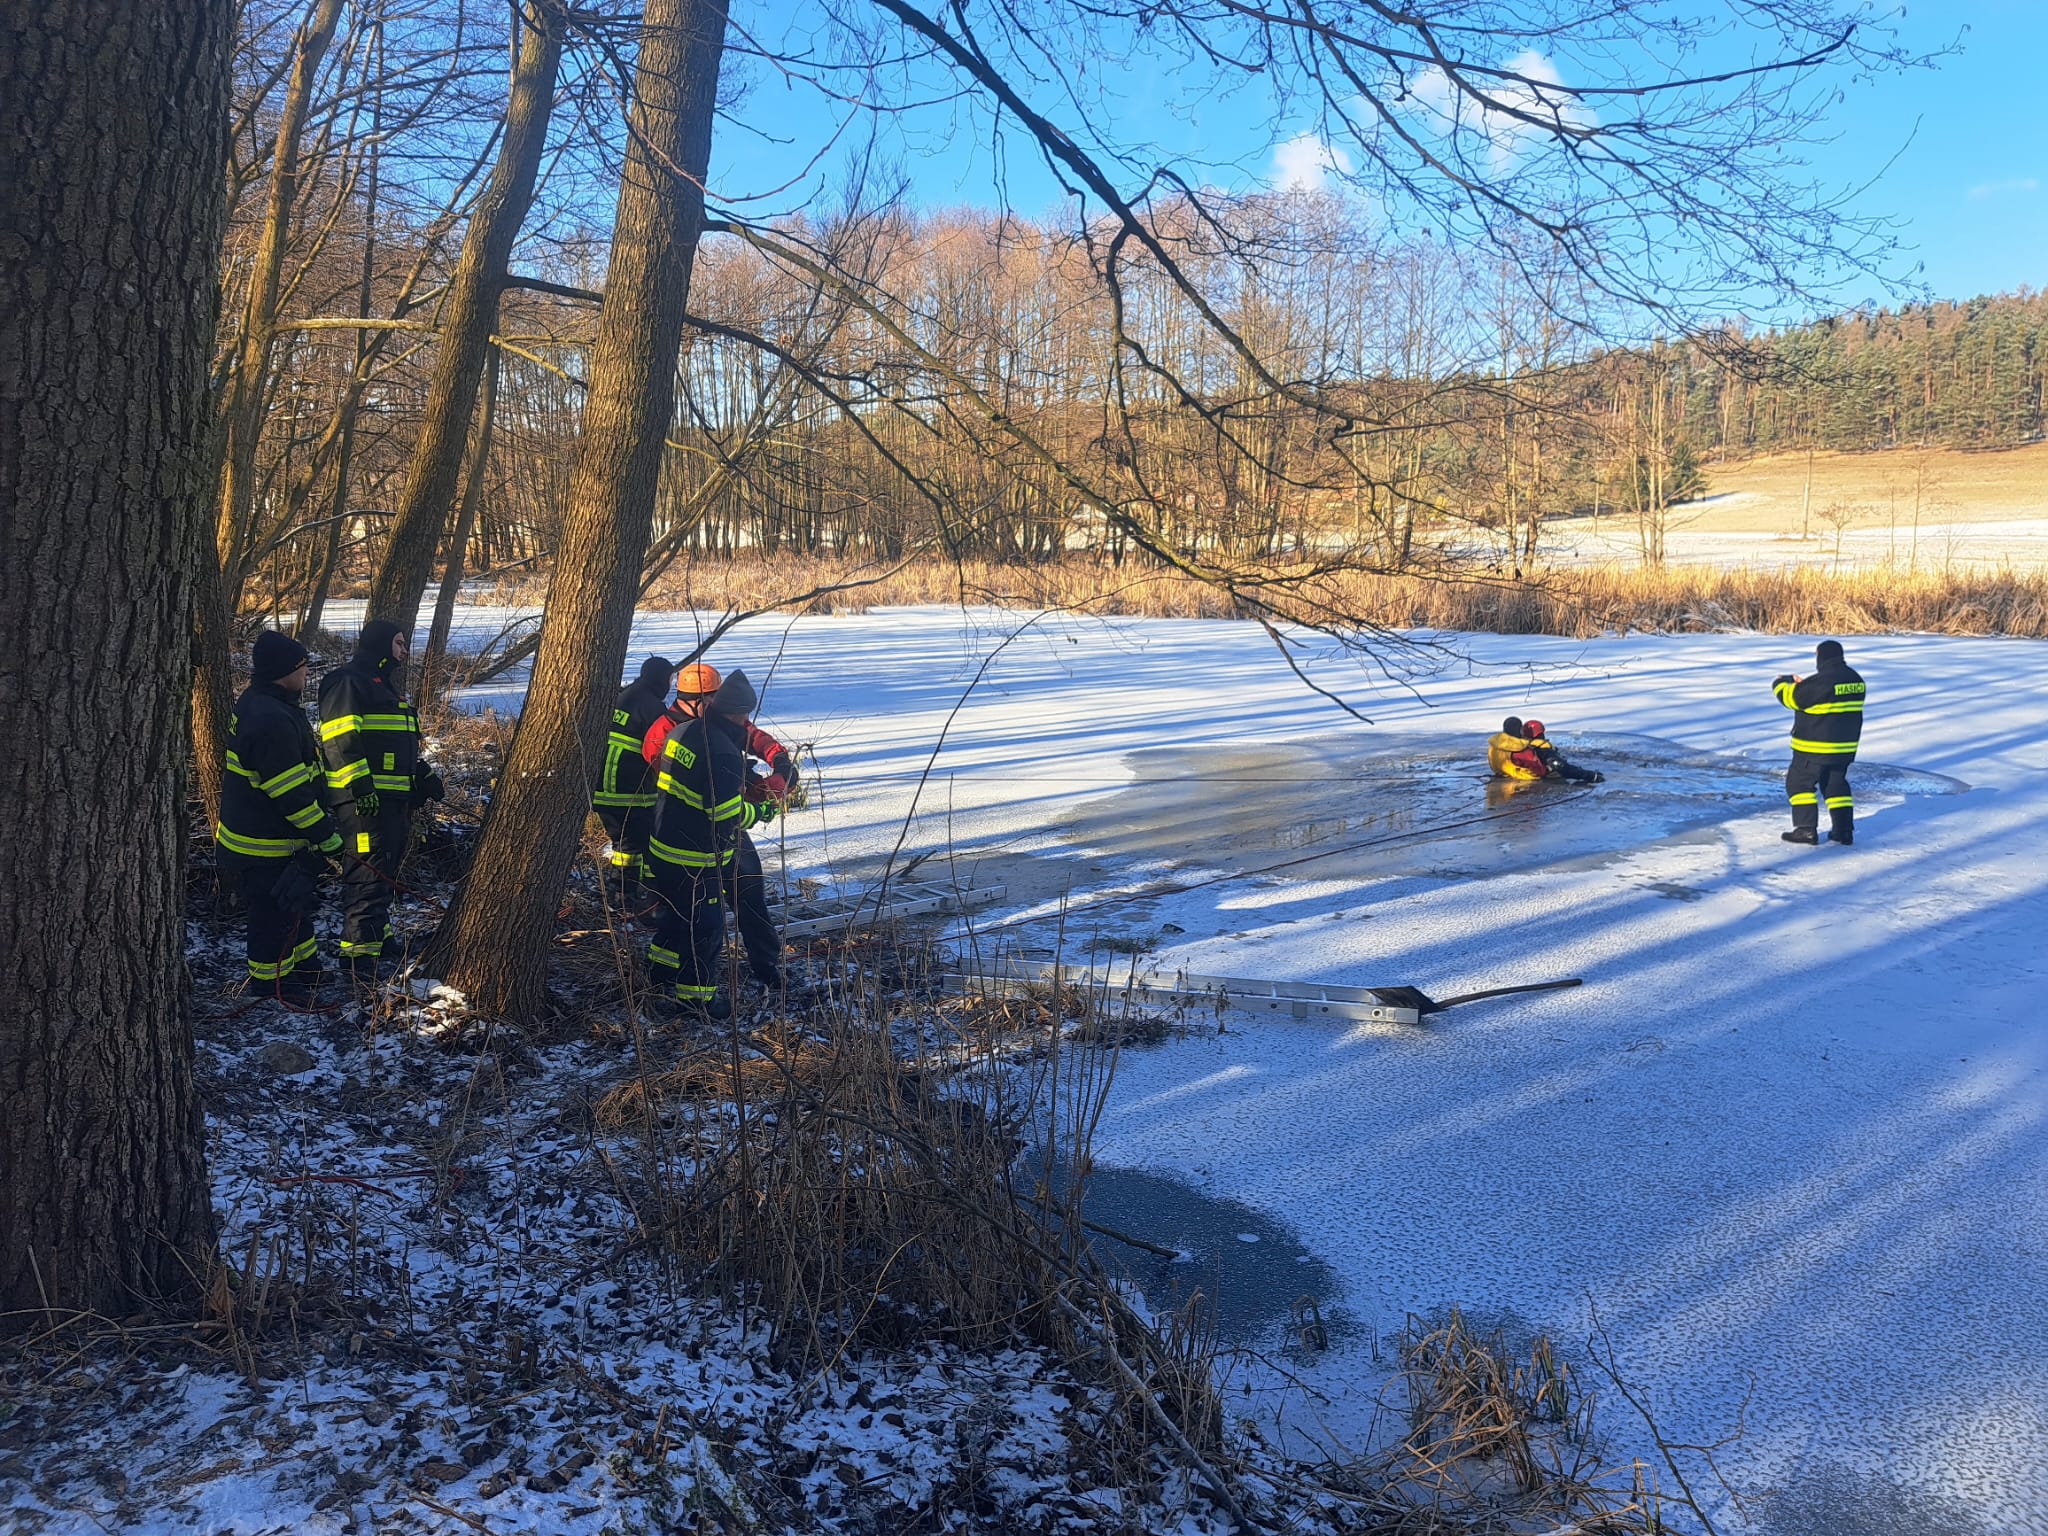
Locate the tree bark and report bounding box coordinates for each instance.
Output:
[363,1,562,633]
[215,0,344,594]
[1,0,227,1324]
[426,0,729,1020]
[420,346,500,703]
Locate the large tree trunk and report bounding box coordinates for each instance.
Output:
[420,346,501,704]
[1,0,227,1325]
[214,0,344,596]
[426,0,729,1020]
[363,1,562,633]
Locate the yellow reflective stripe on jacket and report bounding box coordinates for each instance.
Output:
[286,803,326,829]
[711,792,746,822]
[322,711,413,739]
[607,731,642,754]
[656,771,707,808]
[646,838,731,869]
[225,752,259,782]
[216,824,302,858]
[1790,738,1858,755]
[1800,700,1864,715]
[260,761,316,796]
[371,773,412,791]
[325,761,370,789]
[594,790,657,808]
[319,714,364,741]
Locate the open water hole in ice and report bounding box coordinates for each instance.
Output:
[1020,734,1966,1381]
[1055,732,1966,883]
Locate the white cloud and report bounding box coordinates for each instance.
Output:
[1967,177,2041,201]
[1270,132,1354,194]
[1405,48,1595,171]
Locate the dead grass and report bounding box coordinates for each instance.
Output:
[475,549,2048,638]
[1695,442,2048,532]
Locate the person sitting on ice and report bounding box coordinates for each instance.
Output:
[1488,716,1603,783]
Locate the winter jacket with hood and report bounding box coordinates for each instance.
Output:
[598,656,674,808]
[1774,642,1866,757]
[219,679,344,860]
[319,618,424,806]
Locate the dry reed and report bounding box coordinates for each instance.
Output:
[474,551,2048,638]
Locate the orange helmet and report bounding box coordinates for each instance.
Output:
[676,661,721,697]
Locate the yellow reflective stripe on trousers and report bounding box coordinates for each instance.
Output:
[216,823,301,857]
[673,983,716,1001]
[1825,795,1854,808]
[1787,792,1818,805]
[1789,738,1857,754]
[648,944,681,968]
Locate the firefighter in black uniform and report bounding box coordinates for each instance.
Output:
[318,619,443,973]
[595,654,674,914]
[217,631,345,1000]
[1774,638,1865,846]
[645,670,777,1019]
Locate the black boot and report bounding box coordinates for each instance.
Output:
[1830,827,1854,846]
[1781,828,1819,845]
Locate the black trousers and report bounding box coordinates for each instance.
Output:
[223,852,320,988]
[729,832,784,985]
[648,863,725,1004]
[1786,751,1855,837]
[597,801,656,907]
[336,799,410,958]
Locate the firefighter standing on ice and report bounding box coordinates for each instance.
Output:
[645,669,777,1019]
[594,654,675,914]
[217,631,343,1000]
[318,619,443,974]
[1775,639,1865,845]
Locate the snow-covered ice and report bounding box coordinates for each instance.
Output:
[341,603,2048,1533]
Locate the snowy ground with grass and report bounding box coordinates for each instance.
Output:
[434,603,2048,1536]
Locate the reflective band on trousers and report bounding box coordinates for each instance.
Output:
[1788,792,1819,805]
[673,983,716,1001]
[250,936,317,980]
[649,944,681,969]
[1826,795,1854,808]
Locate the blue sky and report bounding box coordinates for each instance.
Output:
[709,2,2045,316]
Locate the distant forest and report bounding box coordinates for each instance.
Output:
[1670,292,2048,455]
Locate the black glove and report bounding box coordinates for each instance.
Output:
[415,769,445,803]
[355,788,382,818]
[275,853,324,914]
[1773,674,1795,688]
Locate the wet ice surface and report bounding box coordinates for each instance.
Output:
[1059,733,1966,885]
[401,608,2046,1535]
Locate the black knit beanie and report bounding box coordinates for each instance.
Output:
[1815,639,1845,668]
[1502,716,1524,737]
[637,654,676,687]
[252,630,309,683]
[712,668,757,719]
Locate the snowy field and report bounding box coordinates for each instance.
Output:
[362,599,2048,1536]
[1543,502,2048,570]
